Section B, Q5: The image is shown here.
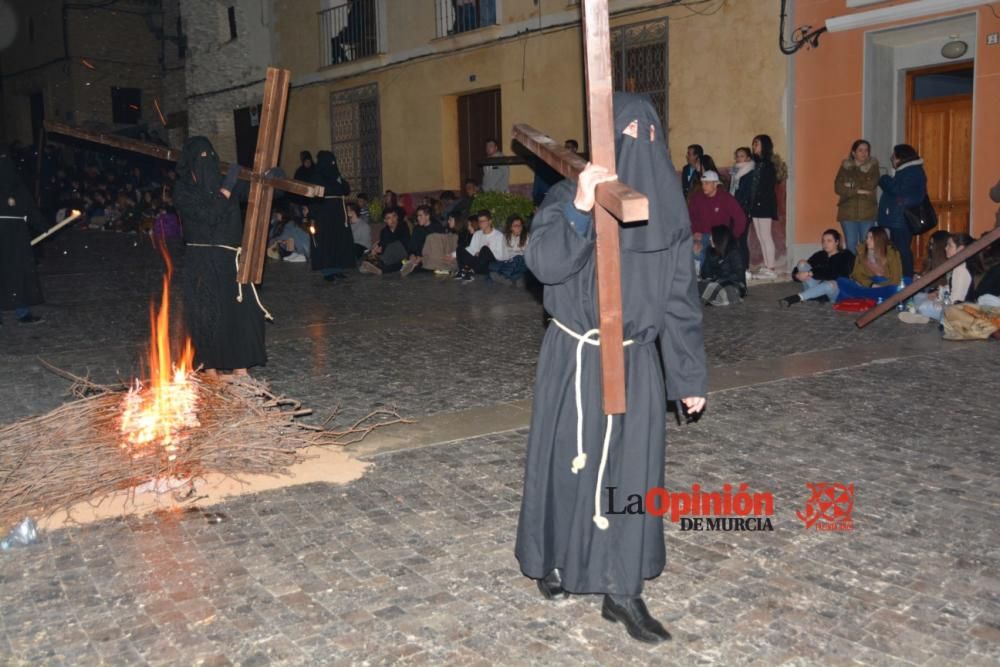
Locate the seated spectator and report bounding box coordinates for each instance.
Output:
[901,233,979,323]
[834,227,903,302]
[971,234,1000,301]
[268,202,310,262]
[687,170,746,273]
[455,209,504,282]
[452,179,479,221]
[698,225,745,306]
[440,190,458,218]
[421,212,461,275]
[919,230,952,289]
[778,229,855,307]
[401,205,446,277]
[347,202,371,259]
[381,190,406,223]
[360,209,412,275]
[489,214,530,287]
[356,192,371,223]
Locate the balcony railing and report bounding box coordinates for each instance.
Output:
[434,0,499,38]
[319,0,382,67]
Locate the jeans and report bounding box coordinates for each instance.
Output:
[835,276,900,301]
[840,220,875,256]
[795,261,839,301]
[272,225,311,260]
[882,223,914,277]
[488,255,527,280]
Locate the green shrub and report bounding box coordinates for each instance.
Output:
[367,200,383,222]
[469,191,535,229]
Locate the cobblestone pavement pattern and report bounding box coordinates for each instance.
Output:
[1,232,997,665]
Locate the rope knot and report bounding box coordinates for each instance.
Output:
[571,453,587,474]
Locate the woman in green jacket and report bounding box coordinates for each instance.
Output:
[835,227,904,302]
[834,139,880,256]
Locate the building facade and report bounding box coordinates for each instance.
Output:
[265,0,788,199]
[788,0,1000,261]
[0,0,187,147]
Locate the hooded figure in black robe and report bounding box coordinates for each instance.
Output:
[307,150,353,278]
[0,155,46,320]
[515,93,707,640]
[173,137,266,371]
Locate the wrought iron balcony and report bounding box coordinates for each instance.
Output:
[434,0,499,38]
[319,0,382,67]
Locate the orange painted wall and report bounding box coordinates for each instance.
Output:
[792,0,1000,246]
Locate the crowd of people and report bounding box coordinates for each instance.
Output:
[775,140,1000,326]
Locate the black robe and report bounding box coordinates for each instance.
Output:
[173,137,266,371]
[0,156,46,310]
[515,94,708,597]
[308,151,353,272]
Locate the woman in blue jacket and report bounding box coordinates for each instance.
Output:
[877,144,927,278]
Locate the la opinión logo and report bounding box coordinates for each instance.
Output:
[606,483,774,531]
[796,483,855,531]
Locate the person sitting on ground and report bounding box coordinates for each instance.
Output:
[420,211,461,275]
[360,209,412,276]
[901,233,979,324]
[778,229,855,307]
[455,209,505,282]
[356,192,371,222]
[687,170,746,273]
[440,190,458,218]
[347,202,371,259]
[834,227,903,302]
[381,190,406,223]
[401,205,446,277]
[919,230,953,290]
[452,179,479,221]
[268,201,310,263]
[489,214,530,287]
[698,224,746,306]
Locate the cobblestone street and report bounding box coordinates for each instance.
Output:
[1,232,998,665]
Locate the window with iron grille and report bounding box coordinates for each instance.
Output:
[611,19,669,131]
[434,0,499,38]
[319,0,383,67]
[329,84,382,196]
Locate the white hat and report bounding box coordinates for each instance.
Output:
[701,170,720,183]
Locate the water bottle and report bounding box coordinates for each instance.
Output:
[941,286,952,307]
[896,278,907,312]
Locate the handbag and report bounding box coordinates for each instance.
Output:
[903,195,938,235]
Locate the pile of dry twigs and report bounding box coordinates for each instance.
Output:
[0,363,405,529]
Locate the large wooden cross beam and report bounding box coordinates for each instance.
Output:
[513,0,648,416]
[44,68,316,284]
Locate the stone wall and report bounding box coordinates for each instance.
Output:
[179,0,276,163]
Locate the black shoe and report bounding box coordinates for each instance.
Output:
[535,569,568,600]
[778,295,800,308]
[601,595,672,644]
[17,314,43,324]
[323,273,339,282]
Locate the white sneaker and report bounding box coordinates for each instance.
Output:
[745,270,754,283]
[756,268,777,278]
[284,252,306,263]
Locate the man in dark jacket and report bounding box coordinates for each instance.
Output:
[0,155,46,324]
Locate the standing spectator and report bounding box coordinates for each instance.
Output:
[729,146,754,273]
[834,139,879,255]
[482,138,509,193]
[687,170,746,272]
[455,209,505,282]
[749,134,779,277]
[778,229,855,307]
[878,143,927,278]
[294,151,315,182]
[681,144,703,198]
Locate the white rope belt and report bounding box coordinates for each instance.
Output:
[185,243,274,321]
[550,318,634,531]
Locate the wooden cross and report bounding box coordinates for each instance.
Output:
[513,0,648,415]
[44,67,317,284]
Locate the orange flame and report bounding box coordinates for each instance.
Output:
[120,243,198,459]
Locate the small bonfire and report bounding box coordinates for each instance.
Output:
[0,244,403,531]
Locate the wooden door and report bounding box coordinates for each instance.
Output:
[906,65,973,267]
[457,89,501,187]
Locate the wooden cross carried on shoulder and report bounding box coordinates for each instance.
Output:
[45,67,318,284]
[513,0,648,415]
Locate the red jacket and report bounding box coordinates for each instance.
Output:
[687,189,747,237]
